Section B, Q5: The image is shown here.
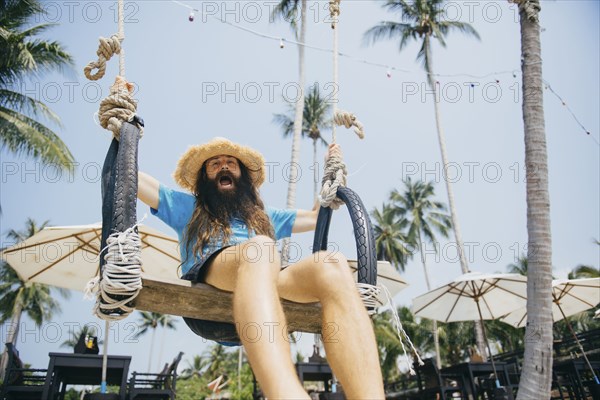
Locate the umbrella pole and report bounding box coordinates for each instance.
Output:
[101,320,110,393]
[475,299,500,388]
[557,304,599,384]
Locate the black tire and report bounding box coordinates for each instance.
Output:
[100,138,119,269]
[111,122,140,232]
[99,122,142,316]
[312,187,378,287]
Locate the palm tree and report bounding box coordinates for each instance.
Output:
[0,0,75,170]
[507,254,528,276]
[271,0,307,213]
[273,84,331,200]
[0,218,70,380]
[373,306,432,383]
[438,320,474,366]
[515,0,553,397]
[390,178,451,367]
[363,0,489,361]
[181,355,208,379]
[134,311,173,372]
[156,314,177,371]
[568,265,599,279]
[202,344,232,379]
[371,202,413,271]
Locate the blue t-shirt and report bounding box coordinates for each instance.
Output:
[150,184,297,275]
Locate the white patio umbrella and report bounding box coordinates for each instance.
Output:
[348,260,409,302]
[0,223,181,393]
[412,271,528,388]
[0,222,181,290]
[501,278,600,384]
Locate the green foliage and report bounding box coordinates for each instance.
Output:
[273,84,331,148]
[0,0,75,169]
[0,219,69,330]
[371,203,413,271]
[363,0,479,85]
[228,362,256,400]
[176,374,213,400]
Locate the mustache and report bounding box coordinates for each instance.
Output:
[214,169,236,182]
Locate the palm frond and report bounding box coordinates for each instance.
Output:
[362,22,414,49]
[0,106,75,170]
[270,0,301,37]
[0,88,61,124]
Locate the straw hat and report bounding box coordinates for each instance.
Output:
[173,137,266,192]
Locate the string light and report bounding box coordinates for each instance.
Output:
[168,0,595,143]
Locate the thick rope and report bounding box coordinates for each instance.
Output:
[379,284,424,375]
[330,0,340,143]
[319,153,346,209]
[98,76,141,139]
[334,110,365,139]
[319,2,367,209]
[117,0,126,76]
[85,223,143,321]
[356,282,383,314]
[84,35,122,81]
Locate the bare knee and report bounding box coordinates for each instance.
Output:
[312,251,354,289]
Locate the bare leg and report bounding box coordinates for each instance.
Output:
[277,251,385,399]
[204,236,309,399]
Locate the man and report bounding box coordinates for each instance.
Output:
[138,137,384,399]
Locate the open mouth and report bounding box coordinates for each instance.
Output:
[218,175,234,189]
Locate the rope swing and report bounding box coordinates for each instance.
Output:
[319,0,365,210]
[319,0,423,374]
[84,0,143,322]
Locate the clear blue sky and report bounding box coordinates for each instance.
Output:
[1,0,598,376]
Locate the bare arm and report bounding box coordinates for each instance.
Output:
[138,171,160,210]
[292,199,319,233]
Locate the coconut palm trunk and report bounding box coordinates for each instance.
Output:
[417,229,441,368]
[282,0,307,262]
[285,0,307,210]
[148,327,157,372]
[423,37,488,360]
[516,1,553,397]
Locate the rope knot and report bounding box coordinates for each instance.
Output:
[84,34,122,81]
[98,76,141,139]
[334,110,365,139]
[319,152,347,209]
[88,222,144,321]
[329,0,341,29]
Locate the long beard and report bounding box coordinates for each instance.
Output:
[205,171,255,221]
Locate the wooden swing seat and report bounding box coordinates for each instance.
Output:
[134,274,322,334]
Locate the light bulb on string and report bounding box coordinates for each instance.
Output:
[386,70,392,78]
[188,11,195,22]
[280,39,285,49]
